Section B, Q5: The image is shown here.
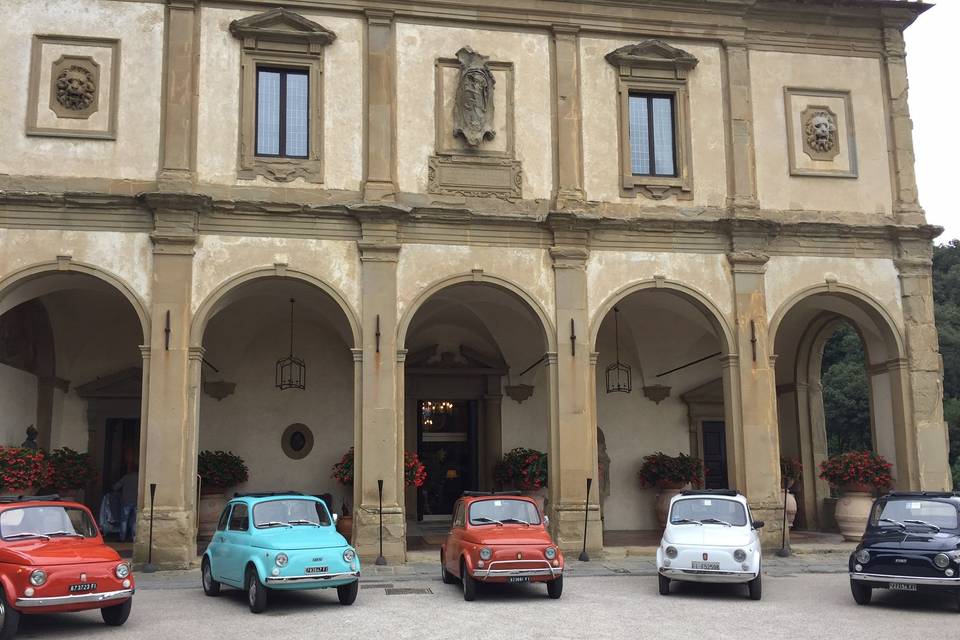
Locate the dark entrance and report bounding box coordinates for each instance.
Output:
[416,400,478,519]
[103,418,140,498]
[701,421,728,489]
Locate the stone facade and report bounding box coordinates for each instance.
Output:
[0,0,950,568]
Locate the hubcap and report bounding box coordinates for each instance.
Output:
[248,579,257,606]
[0,598,5,625]
[203,565,211,589]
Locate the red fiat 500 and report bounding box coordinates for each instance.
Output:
[440,492,564,601]
[0,495,134,639]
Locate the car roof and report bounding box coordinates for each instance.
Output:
[0,495,87,510]
[228,492,323,506]
[881,491,960,503]
[671,490,748,505]
[459,492,536,506]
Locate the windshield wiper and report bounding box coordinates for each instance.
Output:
[46,531,84,538]
[502,518,531,527]
[701,518,733,527]
[473,516,503,526]
[288,519,319,527]
[904,519,942,533]
[879,518,907,530]
[671,518,703,526]
[4,532,51,540]
[258,521,292,528]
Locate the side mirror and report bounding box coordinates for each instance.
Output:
[753,520,764,529]
[333,513,338,523]
[543,515,550,528]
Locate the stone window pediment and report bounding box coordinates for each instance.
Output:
[605,40,699,78]
[229,9,336,53]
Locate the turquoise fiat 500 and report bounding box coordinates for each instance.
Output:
[200,492,360,613]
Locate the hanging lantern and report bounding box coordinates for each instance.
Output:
[605,307,632,393]
[276,298,305,390]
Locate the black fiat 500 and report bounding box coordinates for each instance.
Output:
[849,491,960,611]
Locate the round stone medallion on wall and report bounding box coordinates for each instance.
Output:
[281,423,314,460]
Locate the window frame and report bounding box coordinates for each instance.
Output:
[227,503,249,532]
[626,92,678,178]
[254,67,310,160]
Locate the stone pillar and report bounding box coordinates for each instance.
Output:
[353,209,405,563]
[896,240,951,490]
[158,0,200,191]
[726,250,783,548]
[133,192,208,569]
[882,26,924,226]
[551,25,585,209]
[363,10,397,203]
[722,40,758,215]
[481,376,503,491]
[548,219,601,555]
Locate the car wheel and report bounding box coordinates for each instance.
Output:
[440,550,456,585]
[246,566,268,614]
[461,559,476,602]
[0,590,21,640]
[955,588,960,613]
[658,574,670,596]
[202,557,221,597]
[748,573,762,601]
[337,580,359,606]
[100,598,132,626]
[547,576,563,599]
[850,580,872,606]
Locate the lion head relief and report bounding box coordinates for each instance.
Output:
[55,65,97,112]
[801,107,839,160]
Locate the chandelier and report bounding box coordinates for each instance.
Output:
[276,298,305,390]
[605,307,632,393]
[421,400,454,429]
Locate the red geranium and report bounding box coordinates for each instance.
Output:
[494,448,547,490]
[0,448,52,491]
[818,450,893,490]
[404,452,427,488]
[637,452,703,488]
[48,447,97,490]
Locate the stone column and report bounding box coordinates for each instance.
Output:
[353,209,405,562]
[551,25,585,209]
[481,376,503,491]
[882,26,924,226]
[896,239,951,490]
[722,40,759,215]
[363,10,397,203]
[158,0,200,191]
[726,251,783,547]
[133,192,208,569]
[548,218,601,555]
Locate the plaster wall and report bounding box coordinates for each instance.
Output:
[579,38,728,208]
[0,0,163,181]
[395,24,554,200]
[0,364,38,447]
[195,8,364,191]
[750,51,893,215]
[501,367,550,454]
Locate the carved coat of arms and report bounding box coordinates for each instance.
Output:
[453,47,496,147]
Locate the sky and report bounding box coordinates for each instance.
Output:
[905,0,960,243]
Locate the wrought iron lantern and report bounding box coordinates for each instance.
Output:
[276,298,305,390]
[605,307,632,393]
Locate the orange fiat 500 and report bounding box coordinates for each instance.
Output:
[440,492,564,601]
[0,495,134,639]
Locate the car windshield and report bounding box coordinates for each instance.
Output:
[670,498,748,526]
[469,499,541,526]
[869,499,959,531]
[0,506,98,540]
[252,499,331,528]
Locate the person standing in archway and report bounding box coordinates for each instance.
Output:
[113,462,139,542]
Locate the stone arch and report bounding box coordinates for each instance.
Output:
[190,267,361,348]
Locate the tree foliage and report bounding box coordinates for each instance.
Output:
[821,322,872,456]
[933,240,960,469]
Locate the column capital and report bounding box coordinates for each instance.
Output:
[140,192,209,253]
[396,348,408,363]
[726,251,769,274]
[351,348,364,363]
[188,346,205,362]
[139,345,152,361]
[894,257,932,278]
[364,8,395,24]
[550,246,589,269]
[544,352,559,366]
[719,353,740,369]
[551,24,580,38]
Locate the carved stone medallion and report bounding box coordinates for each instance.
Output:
[49,56,100,119]
[801,106,839,161]
[453,47,496,147]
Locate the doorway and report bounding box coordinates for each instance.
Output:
[103,418,140,497]
[701,421,728,490]
[416,399,478,520]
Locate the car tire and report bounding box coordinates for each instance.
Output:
[658,574,670,596]
[547,576,563,599]
[0,590,21,640]
[201,557,221,597]
[955,588,960,613]
[245,566,268,614]
[100,598,132,626]
[440,550,456,585]
[337,580,359,606]
[748,573,762,601]
[850,580,872,606]
[461,559,477,602]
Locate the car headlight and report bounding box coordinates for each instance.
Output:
[275,553,289,567]
[29,569,47,587]
[855,549,870,564]
[343,549,355,563]
[733,549,747,562]
[115,563,130,579]
[665,546,678,559]
[934,553,950,569]
[545,547,557,560]
[479,547,492,561]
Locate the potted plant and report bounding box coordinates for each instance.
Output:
[197,450,249,539]
[331,448,356,538]
[494,448,547,511]
[819,450,892,541]
[0,447,51,495]
[780,457,803,529]
[404,451,428,488]
[48,447,97,502]
[638,452,703,527]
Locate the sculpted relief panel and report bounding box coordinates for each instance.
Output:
[802,107,839,161]
[452,46,496,147]
[784,88,857,178]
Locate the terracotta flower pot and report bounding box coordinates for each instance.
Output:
[198,485,227,540]
[654,483,687,528]
[336,514,353,541]
[835,486,875,541]
[785,491,798,529]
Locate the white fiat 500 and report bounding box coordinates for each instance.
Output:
[656,490,764,600]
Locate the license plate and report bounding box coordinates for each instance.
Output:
[305,566,328,574]
[888,582,917,591]
[69,583,97,593]
[508,576,529,583]
[691,561,720,571]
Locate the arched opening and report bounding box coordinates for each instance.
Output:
[400,281,551,548]
[772,288,907,532]
[0,268,146,551]
[193,275,357,541]
[591,284,732,543]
